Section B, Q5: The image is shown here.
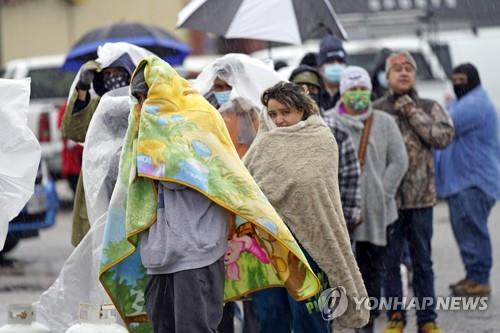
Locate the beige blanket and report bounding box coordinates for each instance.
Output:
[244,114,369,328]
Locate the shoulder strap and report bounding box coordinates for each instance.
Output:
[357,114,374,172]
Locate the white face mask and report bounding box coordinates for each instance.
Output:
[323,63,346,84]
[214,90,232,106]
[377,71,388,89]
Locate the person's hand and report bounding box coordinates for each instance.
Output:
[76,60,100,91]
[348,218,363,237]
[394,95,416,116]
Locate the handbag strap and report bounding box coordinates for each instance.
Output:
[357,114,374,172]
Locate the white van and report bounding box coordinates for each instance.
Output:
[251,37,453,106]
[3,55,76,177]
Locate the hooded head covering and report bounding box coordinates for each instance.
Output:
[67,43,154,101]
[92,53,136,96]
[452,63,481,99]
[193,53,283,109]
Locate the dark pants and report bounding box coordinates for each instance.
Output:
[219,301,259,333]
[251,249,331,333]
[447,187,496,284]
[383,208,437,326]
[356,241,384,320]
[144,258,224,333]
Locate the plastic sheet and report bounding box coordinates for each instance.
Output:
[35,43,151,332]
[66,42,154,102]
[35,88,130,333]
[82,87,130,225]
[192,53,283,108]
[0,78,41,251]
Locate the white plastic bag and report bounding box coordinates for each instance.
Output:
[0,78,41,251]
[192,53,283,108]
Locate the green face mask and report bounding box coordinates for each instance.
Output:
[342,90,371,112]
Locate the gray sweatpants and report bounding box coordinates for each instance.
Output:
[144,258,225,333]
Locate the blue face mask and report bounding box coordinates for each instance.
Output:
[214,91,231,106]
[377,71,388,89]
[323,63,346,84]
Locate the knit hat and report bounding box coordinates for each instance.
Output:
[340,66,372,95]
[385,51,417,76]
[318,35,346,66]
[289,65,322,90]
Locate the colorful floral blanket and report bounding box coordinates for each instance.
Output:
[98,56,320,332]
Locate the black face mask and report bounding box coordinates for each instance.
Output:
[452,63,481,100]
[103,74,129,92]
[453,84,470,100]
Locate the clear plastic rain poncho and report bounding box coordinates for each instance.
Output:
[66,42,154,102]
[0,78,41,251]
[35,43,152,333]
[192,53,283,108]
[218,97,261,158]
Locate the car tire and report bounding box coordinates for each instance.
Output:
[0,234,19,254]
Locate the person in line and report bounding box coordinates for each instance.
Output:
[61,43,139,246]
[435,63,500,297]
[290,65,362,232]
[100,57,322,333]
[373,51,454,333]
[245,81,369,332]
[370,48,393,100]
[324,66,408,333]
[193,53,282,333]
[317,35,348,110]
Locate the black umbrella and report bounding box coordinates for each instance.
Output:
[62,22,191,71]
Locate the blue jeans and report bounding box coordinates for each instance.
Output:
[383,208,437,326]
[447,187,496,284]
[251,250,331,333]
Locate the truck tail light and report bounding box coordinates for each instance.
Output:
[38,113,50,142]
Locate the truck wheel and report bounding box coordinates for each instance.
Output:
[0,234,19,254]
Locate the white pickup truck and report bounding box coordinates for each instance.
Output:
[252,37,453,107]
[2,55,76,178]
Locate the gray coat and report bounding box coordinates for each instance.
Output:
[324,107,408,246]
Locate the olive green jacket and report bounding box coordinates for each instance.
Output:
[61,91,100,246]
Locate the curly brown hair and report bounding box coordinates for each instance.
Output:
[261,81,319,120]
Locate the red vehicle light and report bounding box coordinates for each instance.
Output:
[38,113,51,142]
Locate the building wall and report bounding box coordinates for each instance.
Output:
[0,0,188,65]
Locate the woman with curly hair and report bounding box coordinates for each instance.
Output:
[245,81,369,332]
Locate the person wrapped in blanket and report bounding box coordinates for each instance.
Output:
[118,58,321,333]
[244,81,369,332]
[130,62,229,333]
